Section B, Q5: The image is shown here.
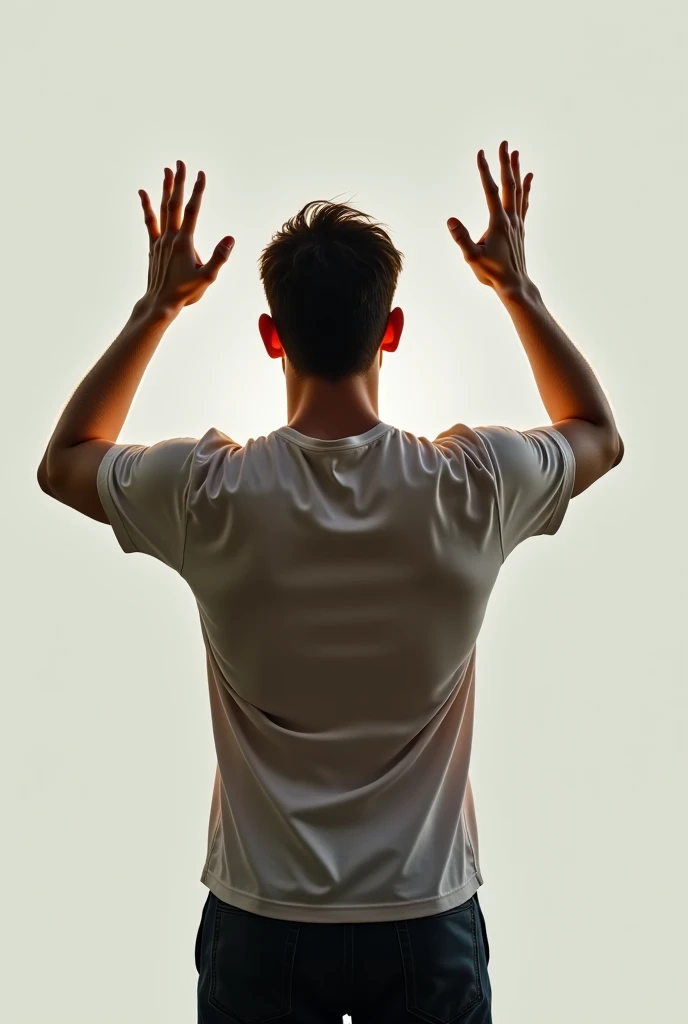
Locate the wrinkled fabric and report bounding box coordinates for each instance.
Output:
[97,420,574,923]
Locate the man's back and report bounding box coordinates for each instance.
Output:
[97,417,575,923]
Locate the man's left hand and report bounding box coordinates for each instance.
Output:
[139,160,234,313]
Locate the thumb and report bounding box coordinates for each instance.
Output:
[447,218,478,261]
[202,236,235,281]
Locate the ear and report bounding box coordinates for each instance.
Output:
[380,307,404,354]
[258,313,284,359]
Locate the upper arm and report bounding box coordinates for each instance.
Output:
[471,423,577,561]
[41,436,200,572]
[551,418,622,498]
[471,419,622,561]
[39,439,117,524]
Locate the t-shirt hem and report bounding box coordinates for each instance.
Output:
[200,868,484,923]
[539,426,576,536]
[96,443,138,554]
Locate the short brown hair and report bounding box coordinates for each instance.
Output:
[258,199,404,382]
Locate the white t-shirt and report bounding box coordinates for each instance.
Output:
[97,420,575,923]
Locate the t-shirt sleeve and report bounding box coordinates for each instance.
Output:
[473,425,576,562]
[96,436,199,573]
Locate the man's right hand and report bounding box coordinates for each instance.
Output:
[448,141,534,296]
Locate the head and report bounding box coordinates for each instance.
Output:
[257,199,405,388]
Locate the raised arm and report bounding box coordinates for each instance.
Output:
[447,141,624,497]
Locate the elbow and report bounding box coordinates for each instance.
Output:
[37,463,56,497]
[611,434,625,468]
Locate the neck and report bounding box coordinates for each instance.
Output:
[284,361,382,439]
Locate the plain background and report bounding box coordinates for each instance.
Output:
[2,1,686,1021]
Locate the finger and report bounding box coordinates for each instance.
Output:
[138,190,160,246]
[511,150,523,219]
[522,172,533,220]
[447,217,479,262]
[181,170,205,238]
[499,140,517,218]
[201,236,234,282]
[165,160,186,235]
[477,149,504,222]
[159,167,173,236]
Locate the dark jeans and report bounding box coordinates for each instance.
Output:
[195,888,492,1023]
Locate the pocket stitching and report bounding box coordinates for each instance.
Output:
[209,901,300,1022]
[400,901,484,1023]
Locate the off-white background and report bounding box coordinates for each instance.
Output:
[2,1,685,1021]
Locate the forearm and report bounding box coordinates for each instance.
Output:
[497,279,620,433]
[40,296,180,475]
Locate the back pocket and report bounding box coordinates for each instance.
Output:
[209,899,300,1022]
[398,896,485,1022]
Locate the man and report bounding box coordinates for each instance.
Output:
[38,141,623,1024]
